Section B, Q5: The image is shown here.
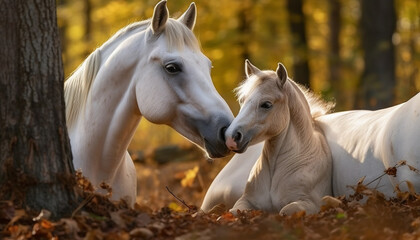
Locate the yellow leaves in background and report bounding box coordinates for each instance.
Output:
[210,49,224,60]
[92,1,142,31]
[58,0,420,151]
[180,166,199,188]
[68,25,84,41]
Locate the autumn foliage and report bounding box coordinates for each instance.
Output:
[2,162,420,240]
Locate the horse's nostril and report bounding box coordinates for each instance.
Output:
[234,131,242,142]
[220,127,227,142]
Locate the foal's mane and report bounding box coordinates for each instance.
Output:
[295,83,335,118]
[64,19,200,127]
[235,72,334,119]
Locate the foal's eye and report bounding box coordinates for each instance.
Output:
[260,101,273,109]
[164,63,182,74]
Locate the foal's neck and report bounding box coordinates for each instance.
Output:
[263,82,317,170]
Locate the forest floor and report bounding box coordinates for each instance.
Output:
[2,155,420,239]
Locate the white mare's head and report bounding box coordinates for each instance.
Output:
[133,1,233,158]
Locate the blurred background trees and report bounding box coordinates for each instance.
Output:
[57,0,420,152]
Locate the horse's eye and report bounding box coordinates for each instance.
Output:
[165,63,182,74]
[260,101,273,109]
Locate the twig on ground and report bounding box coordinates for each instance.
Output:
[365,161,407,187]
[166,186,193,211]
[71,194,95,218]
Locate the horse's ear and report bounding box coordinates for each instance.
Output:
[245,59,261,78]
[276,63,288,88]
[178,2,197,30]
[151,0,169,34]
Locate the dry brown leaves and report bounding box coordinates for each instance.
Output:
[2,168,420,239]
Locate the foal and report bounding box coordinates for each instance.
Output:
[225,60,332,215]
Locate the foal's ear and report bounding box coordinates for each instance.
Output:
[276,63,288,88]
[178,2,197,30]
[151,0,169,34]
[245,59,261,78]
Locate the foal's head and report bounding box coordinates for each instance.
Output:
[225,60,292,153]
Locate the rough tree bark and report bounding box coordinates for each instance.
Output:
[357,0,396,109]
[287,0,310,87]
[0,0,79,218]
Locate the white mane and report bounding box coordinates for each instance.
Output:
[64,19,200,127]
[296,84,335,118]
[64,49,101,127]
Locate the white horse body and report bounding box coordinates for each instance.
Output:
[221,61,332,215]
[202,92,420,212]
[65,1,233,206]
[318,92,420,196]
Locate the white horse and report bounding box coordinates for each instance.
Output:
[202,72,420,213]
[220,60,332,215]
[64,1,233,206]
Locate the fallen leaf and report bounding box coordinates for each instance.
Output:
[207,203,226,215]
[33,209,51,221]
[5,209,25,229]
[335,212,347,219]
[411,218,420,228]
[110,211,127,229]
[321,196,342,211]
[135,212,151,227]
[130,227,154,239]
[384,166,397,177]
[168,202,184,212]
[217,212,236,222]
[40,219,53,230]
[407,164,420,174]
[0,201,15,221]
[181,166,199,188]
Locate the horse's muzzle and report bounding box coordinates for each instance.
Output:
[224,126,250,153]
[204,138,230,158]
[200,115,232,158]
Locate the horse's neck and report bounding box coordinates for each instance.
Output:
[287,81,314,140]
[70,71,141,171]
[68,31,146,180]
[262,82,319,174]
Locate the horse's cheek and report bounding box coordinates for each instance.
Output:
[269,111,286,136]
[137,90,175,124]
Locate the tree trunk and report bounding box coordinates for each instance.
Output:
[238,0,252,64]
[84,0,92,57]
[287,0,310,87]
[328,0,343,109]
[357,0,396,109]
[0,0,79,219]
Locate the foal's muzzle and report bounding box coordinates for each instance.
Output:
[225,127,250,153]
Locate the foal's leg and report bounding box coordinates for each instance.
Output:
[279,199,319,215]
[229,154,273,215]
[229,194,256,215]
[111,152,137,207]
[201,143,263,212]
